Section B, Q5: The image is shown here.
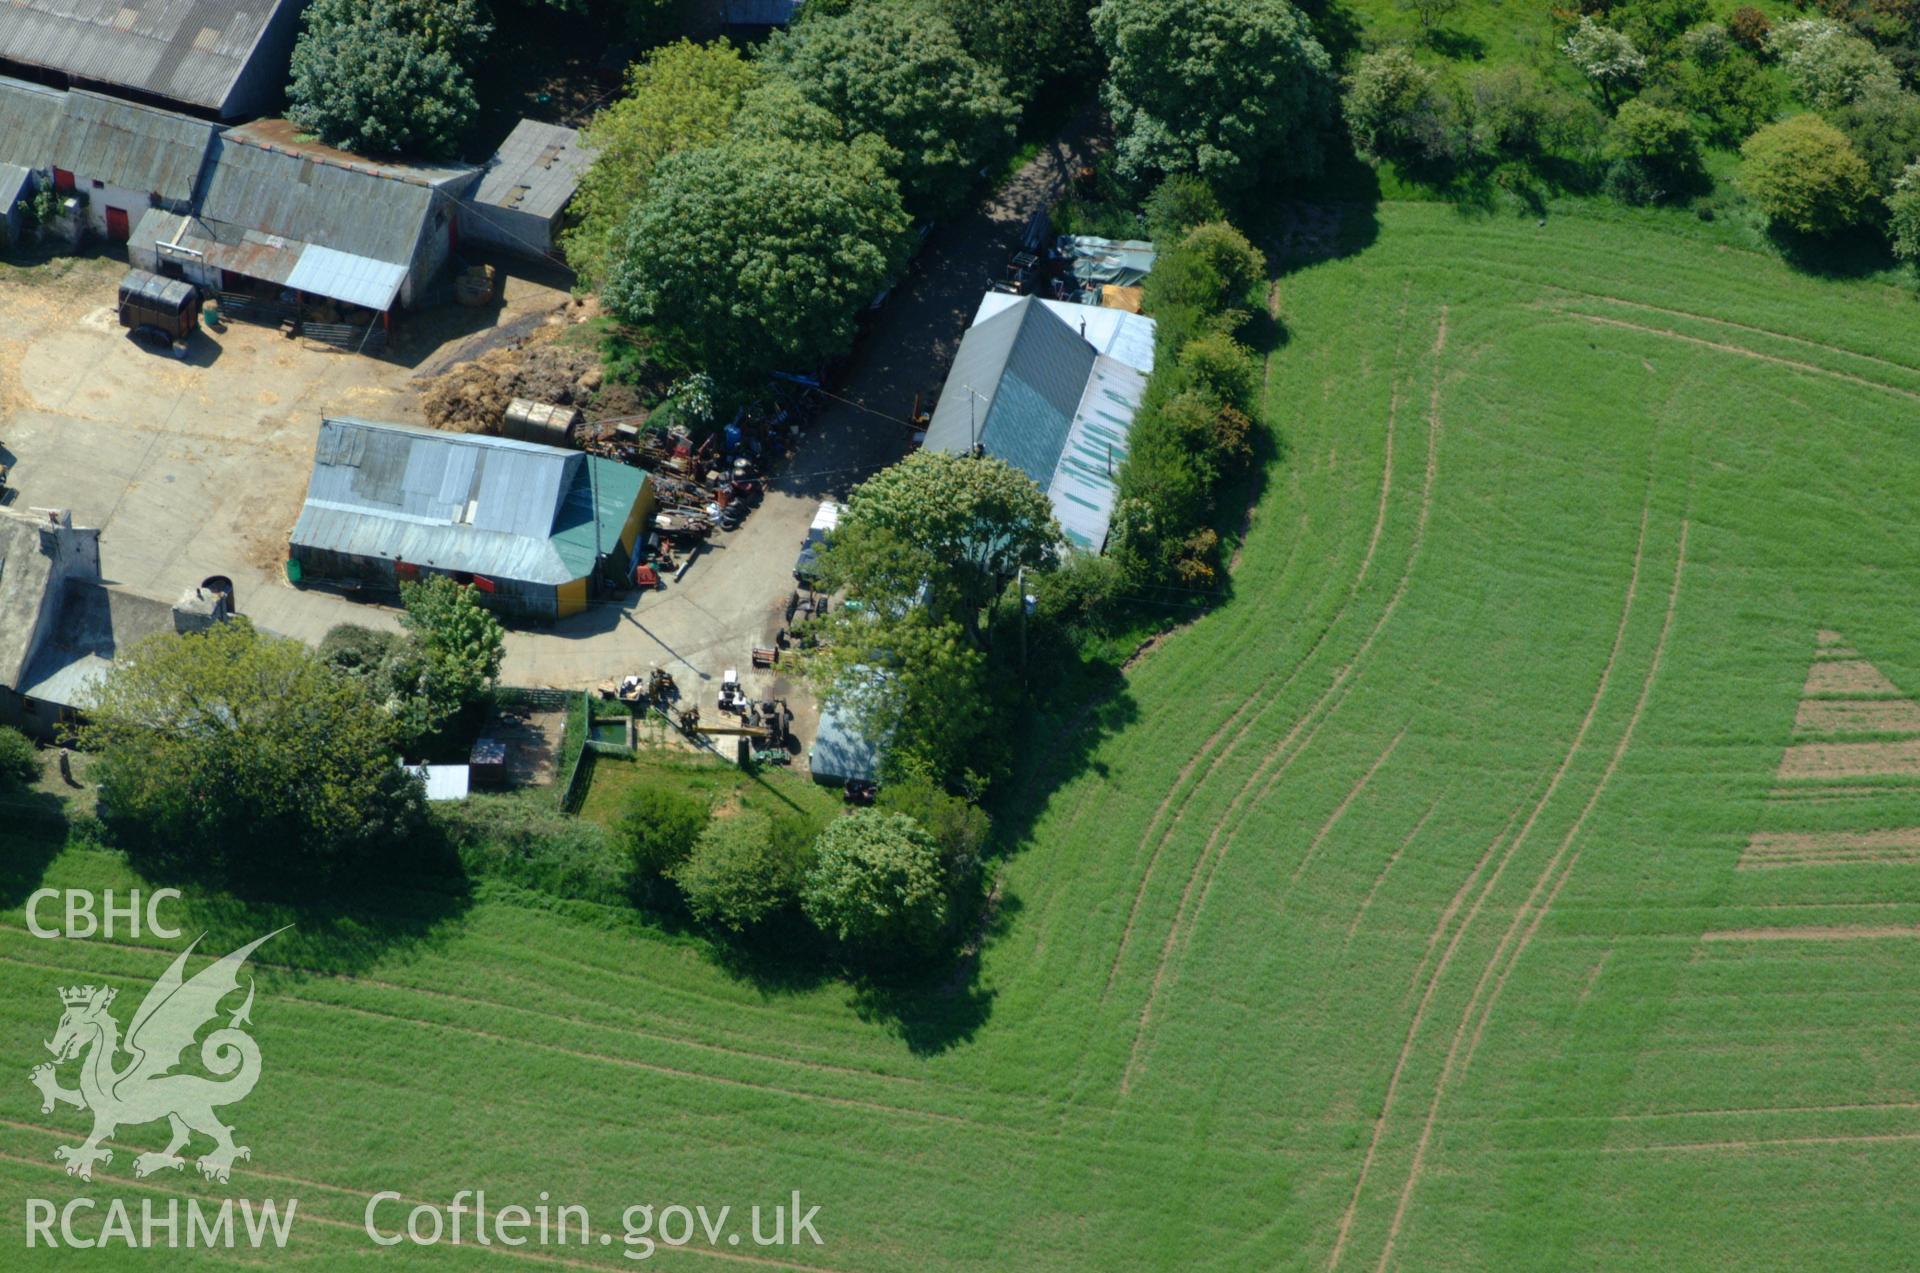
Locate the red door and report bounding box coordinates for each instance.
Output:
[52,168,74,192]
[104,207,129,241]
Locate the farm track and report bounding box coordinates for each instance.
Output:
[1326,475,1661,1272]
[1118,307,1449,1096]
[1373,515,1688,1273]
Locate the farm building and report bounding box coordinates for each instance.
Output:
[809,679,887,788]
[129,120,478,318]
[926,295,1155,552]
[0,0,309,120]
[463,120,593,260]
[288,418,655,621]
[0,78,219,243]
[0,164,35,248]
[0,508,232,740]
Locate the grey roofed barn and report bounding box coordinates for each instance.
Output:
[49,90,219,203]
[0,0,309,118]
[471,120,593,225]
[0,77,66,170]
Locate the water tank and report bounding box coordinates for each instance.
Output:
[200,574,235,615]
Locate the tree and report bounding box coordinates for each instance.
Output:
[398,575,505,720]
[941,0,1098,105]
[288,0,491,158]
[562,40,760,286]
[761,6,1018,214]
[74,622,422,883]
[0,725,35,789]
[874,773,990,875]
[803,612,993,784]
[1091,0,1336,192]
[1831,89,1920,197]
[1889,161,1920,262]
[801,811,950,951]
[1767,19,1899,110]
[835,450,1062,631]
[1739,115,1874,234]
[602,136,910,384]
[1562,18,1647,111]
[1343,47,1466,170]
[670,812,810,931]
[1726,6,1770,52]
[618,784,710,878]
[1143,221,1270,346]
[1603,99,1703,203]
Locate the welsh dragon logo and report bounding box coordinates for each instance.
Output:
[29,929,284,1184]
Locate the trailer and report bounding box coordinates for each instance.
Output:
[117,269,200,353]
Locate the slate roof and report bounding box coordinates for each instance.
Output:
[972,293,1156,375]
[0,0,295,112]
[471,120,592,223]
[17,580,174,710]
[290,418,641,587]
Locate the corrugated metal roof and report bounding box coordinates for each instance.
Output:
[199,130,474,269]
[289,418,647,587]
[929,295,1147,551]
[1051,356,1145,551]
[0,77,66,170]
[0,163,33,211]
[1060,235,1157,287]
[550,458,643,579]
[0,0,290,111]
[810,671,888,785]
[471,119,592,222]
[926,297,1095,483]
[285,244,408,311]
[49,90,217,201]
[972,293,1156,374]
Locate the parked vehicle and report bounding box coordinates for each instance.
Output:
[793,500,841,588]
[116,269,200,353]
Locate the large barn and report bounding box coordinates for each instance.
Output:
[924,295,1156,552]
[288,418,654,621]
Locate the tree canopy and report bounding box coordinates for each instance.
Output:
[563,40,761,286]
[288,0,491,158]
[76,622,422,883]
[1091,0,1335,193]
[941,0,1098,106]
[671,812,811,931]
[801,811,950,951]
[761,5,1017,215]
[1739,115,1874,235]
[601,135,911,383]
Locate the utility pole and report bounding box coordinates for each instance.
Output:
[1017,565,1031,680]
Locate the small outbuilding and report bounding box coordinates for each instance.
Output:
[288,418,655,621]
[809,693,886,787]
[463,120,594,260]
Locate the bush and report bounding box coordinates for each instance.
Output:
[1831,89,1920,197]
[1889,161,1920,262]
[801,811,950,951]
[1143,221,1269,340]
[1767,19,1899,110]
[618,784,711,878]
[0,725,36,789]
[1144,175,1225,245]
[1343,48,1466,171]
[671,812,812,931]
[874,773,990,873]
[1465,64,1604,159]
[1562,18,1647,110]
[1603,99,1703,203]
[1739,114,1875,234]
[1727,6,1770,52]
[1172,330,1260,412]
[436,799,627,906]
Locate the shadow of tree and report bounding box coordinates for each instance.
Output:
[0,798,70,909]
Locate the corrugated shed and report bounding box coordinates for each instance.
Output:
[0,164,34,214]
[199,131,474,269]
[550,459,644,580]
[1050,356,1145,551]
[48,91,217,201]
[0,0,287,112]
[471,120,592,223]
[0,76,69,170]
[926,298,1095,484]
[289,418,639,587]
[810,674,888,786]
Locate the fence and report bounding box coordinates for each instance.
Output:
[302,321,387,354]
[215,291,295,326]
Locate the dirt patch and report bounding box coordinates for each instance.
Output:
[1702,925,1920,941]
[1766,783,1912,803]
[1816,629,1846,647]
[1777,738,1920,779]
[1740,826,1920,868]
[418,331,606,434]
[1795,699,1920,735]
[1803,659,1904,697]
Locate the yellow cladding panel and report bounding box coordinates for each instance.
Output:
[557,577,589,619]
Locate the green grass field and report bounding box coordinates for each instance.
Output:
[6,201,1920,1268]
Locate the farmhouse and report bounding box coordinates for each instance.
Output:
[0,77,220,243]
[0,508,232,740]
[462,120,593,261]
[926,295,1154,552]
[129,121,479,319]
[0,0,310,120]
[288,418,655,621]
